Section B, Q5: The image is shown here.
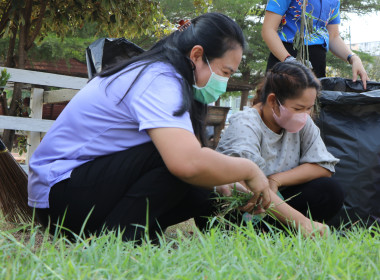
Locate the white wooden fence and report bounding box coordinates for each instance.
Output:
[0,67,87,170]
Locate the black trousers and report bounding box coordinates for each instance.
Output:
[281,177,344,223]
[266,42,327,78]
[35,142,214,242]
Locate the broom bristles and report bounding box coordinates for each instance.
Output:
[0,141,33,224]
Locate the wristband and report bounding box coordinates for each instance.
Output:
[284,55,295,62]
[347,53,357,64]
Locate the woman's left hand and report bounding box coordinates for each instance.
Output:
[215,183,265,215]
[327,24,370,90]
[215,182,248,196]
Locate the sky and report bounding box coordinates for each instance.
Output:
[340,12,380,44]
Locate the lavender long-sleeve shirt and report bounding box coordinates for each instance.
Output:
[28,62,193,208]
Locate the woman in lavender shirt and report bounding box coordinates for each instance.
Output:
[29,13,328,242]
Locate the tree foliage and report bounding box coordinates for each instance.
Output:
[340,0,380,14]
[161,0,211,21]
[366,55,380,82]
[0,0,168,40]
[134,0,210,49]
[326,49,375,79]
[208,0,268,108]
[0,0,168,150]
[0,0,168,67]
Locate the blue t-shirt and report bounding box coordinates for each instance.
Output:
[28,62,194,208]
[266,0,341,50]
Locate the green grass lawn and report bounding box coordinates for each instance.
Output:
[0,216,379,280]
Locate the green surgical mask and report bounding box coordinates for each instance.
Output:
[193,57,229,104]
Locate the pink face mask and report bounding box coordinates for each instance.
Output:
[272,100,308,133]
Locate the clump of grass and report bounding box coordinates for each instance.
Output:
[213,186,254,216]
[213,185,295,228]
[213,185,287,217]
[212,186,271,227]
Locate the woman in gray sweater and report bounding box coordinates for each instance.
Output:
[217,61,344,231]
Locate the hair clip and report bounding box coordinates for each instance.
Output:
[178,19,191,32]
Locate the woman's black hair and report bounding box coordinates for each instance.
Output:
[253,61,321,105]
[99,12,245,146]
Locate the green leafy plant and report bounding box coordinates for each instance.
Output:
[0,69,11,88]
[16,135,29,157]
[292,1,318,68]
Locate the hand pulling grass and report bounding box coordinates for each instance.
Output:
[0,138,32,223]
[214,185,286,225]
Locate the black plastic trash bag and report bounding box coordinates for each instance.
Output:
[315,77,380,227]
[86,38,145,79]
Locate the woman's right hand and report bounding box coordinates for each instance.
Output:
[242,172,271,213]
[299,218,329,237]
[350,55,369,90]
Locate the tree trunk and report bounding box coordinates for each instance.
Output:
[1,89,8,115]
[1,16,19,118]
[5,13,19,68]
[2,5,29,151]
[240,90,249,111]
[215,98,220,107]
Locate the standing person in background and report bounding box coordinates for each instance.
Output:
[217,61,344,231]
[262,0,370,89]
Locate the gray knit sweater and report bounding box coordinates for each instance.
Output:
[216,107,339,176]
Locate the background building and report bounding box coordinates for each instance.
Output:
[349,41,380,56]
